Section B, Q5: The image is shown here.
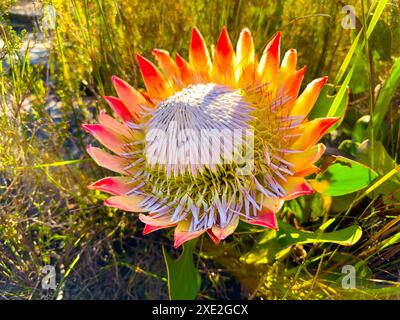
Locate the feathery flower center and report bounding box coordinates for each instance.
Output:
[133,83,296,232]
[145,83,253,177]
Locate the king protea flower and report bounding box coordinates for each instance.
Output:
[83,27,338,248]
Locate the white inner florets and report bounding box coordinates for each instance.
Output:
[145,83,254,177]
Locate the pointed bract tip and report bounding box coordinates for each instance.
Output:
[136,53,159,78]
[192,26,200,34]
[152,48,168,56]
[191,26,203,42]
[266,31,281,52]
[207,230,221,245]
[320,76,329,86]
[85,144,94,155]
[299,65,308,75]
[111,75,130,90]
[80,123,91,133]
[143,224,160,235]
[241,27,251,34]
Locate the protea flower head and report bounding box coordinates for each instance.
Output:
[83,27,338,248]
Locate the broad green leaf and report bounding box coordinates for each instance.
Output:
[277,221,362,247]
[163,239,201,300]
[372,57,400,138]
[309,84,349,132]
[242,221,362,264]
[318,156,377,196]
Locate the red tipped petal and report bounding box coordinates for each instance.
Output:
[262,197,284,213]
[173,219,205,248]
[206,230,221,245]
[175,53,193,85]
[98,111,131,137]
[294,165,320,177]
[281,48,297,73]
[136,54,171,100]
[103,96,138,123]
[207,215,239,245]
[111,76,146,114]
[283,177,314,200]
[258,31,281,83]
[152,49,181,86]
[292,117,339,150]
[86,145,131,174]
[212,26,235,85]
[138,213,175,227]
[280,66,307,107]
[143,224,166,235]
[189,27,211,82]
[276,49,300,103]
[243,208,278,229]
[235,28,256,86]
[285,143,326,173]
[104,195,146,212]
[140,212,177,235]
[81,123,126,154]
[88,176,133,195]
[290,76,328,117]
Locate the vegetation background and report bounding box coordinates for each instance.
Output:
[0,0,399,299]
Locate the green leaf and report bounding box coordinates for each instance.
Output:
[242,221,362,264]
[319,156,378,196]
[163,239,201,300]
[309,84,349,132]
[372,57,400,138]
[277,221,362,247]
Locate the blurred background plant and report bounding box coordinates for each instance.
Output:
[0,0,399,299]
